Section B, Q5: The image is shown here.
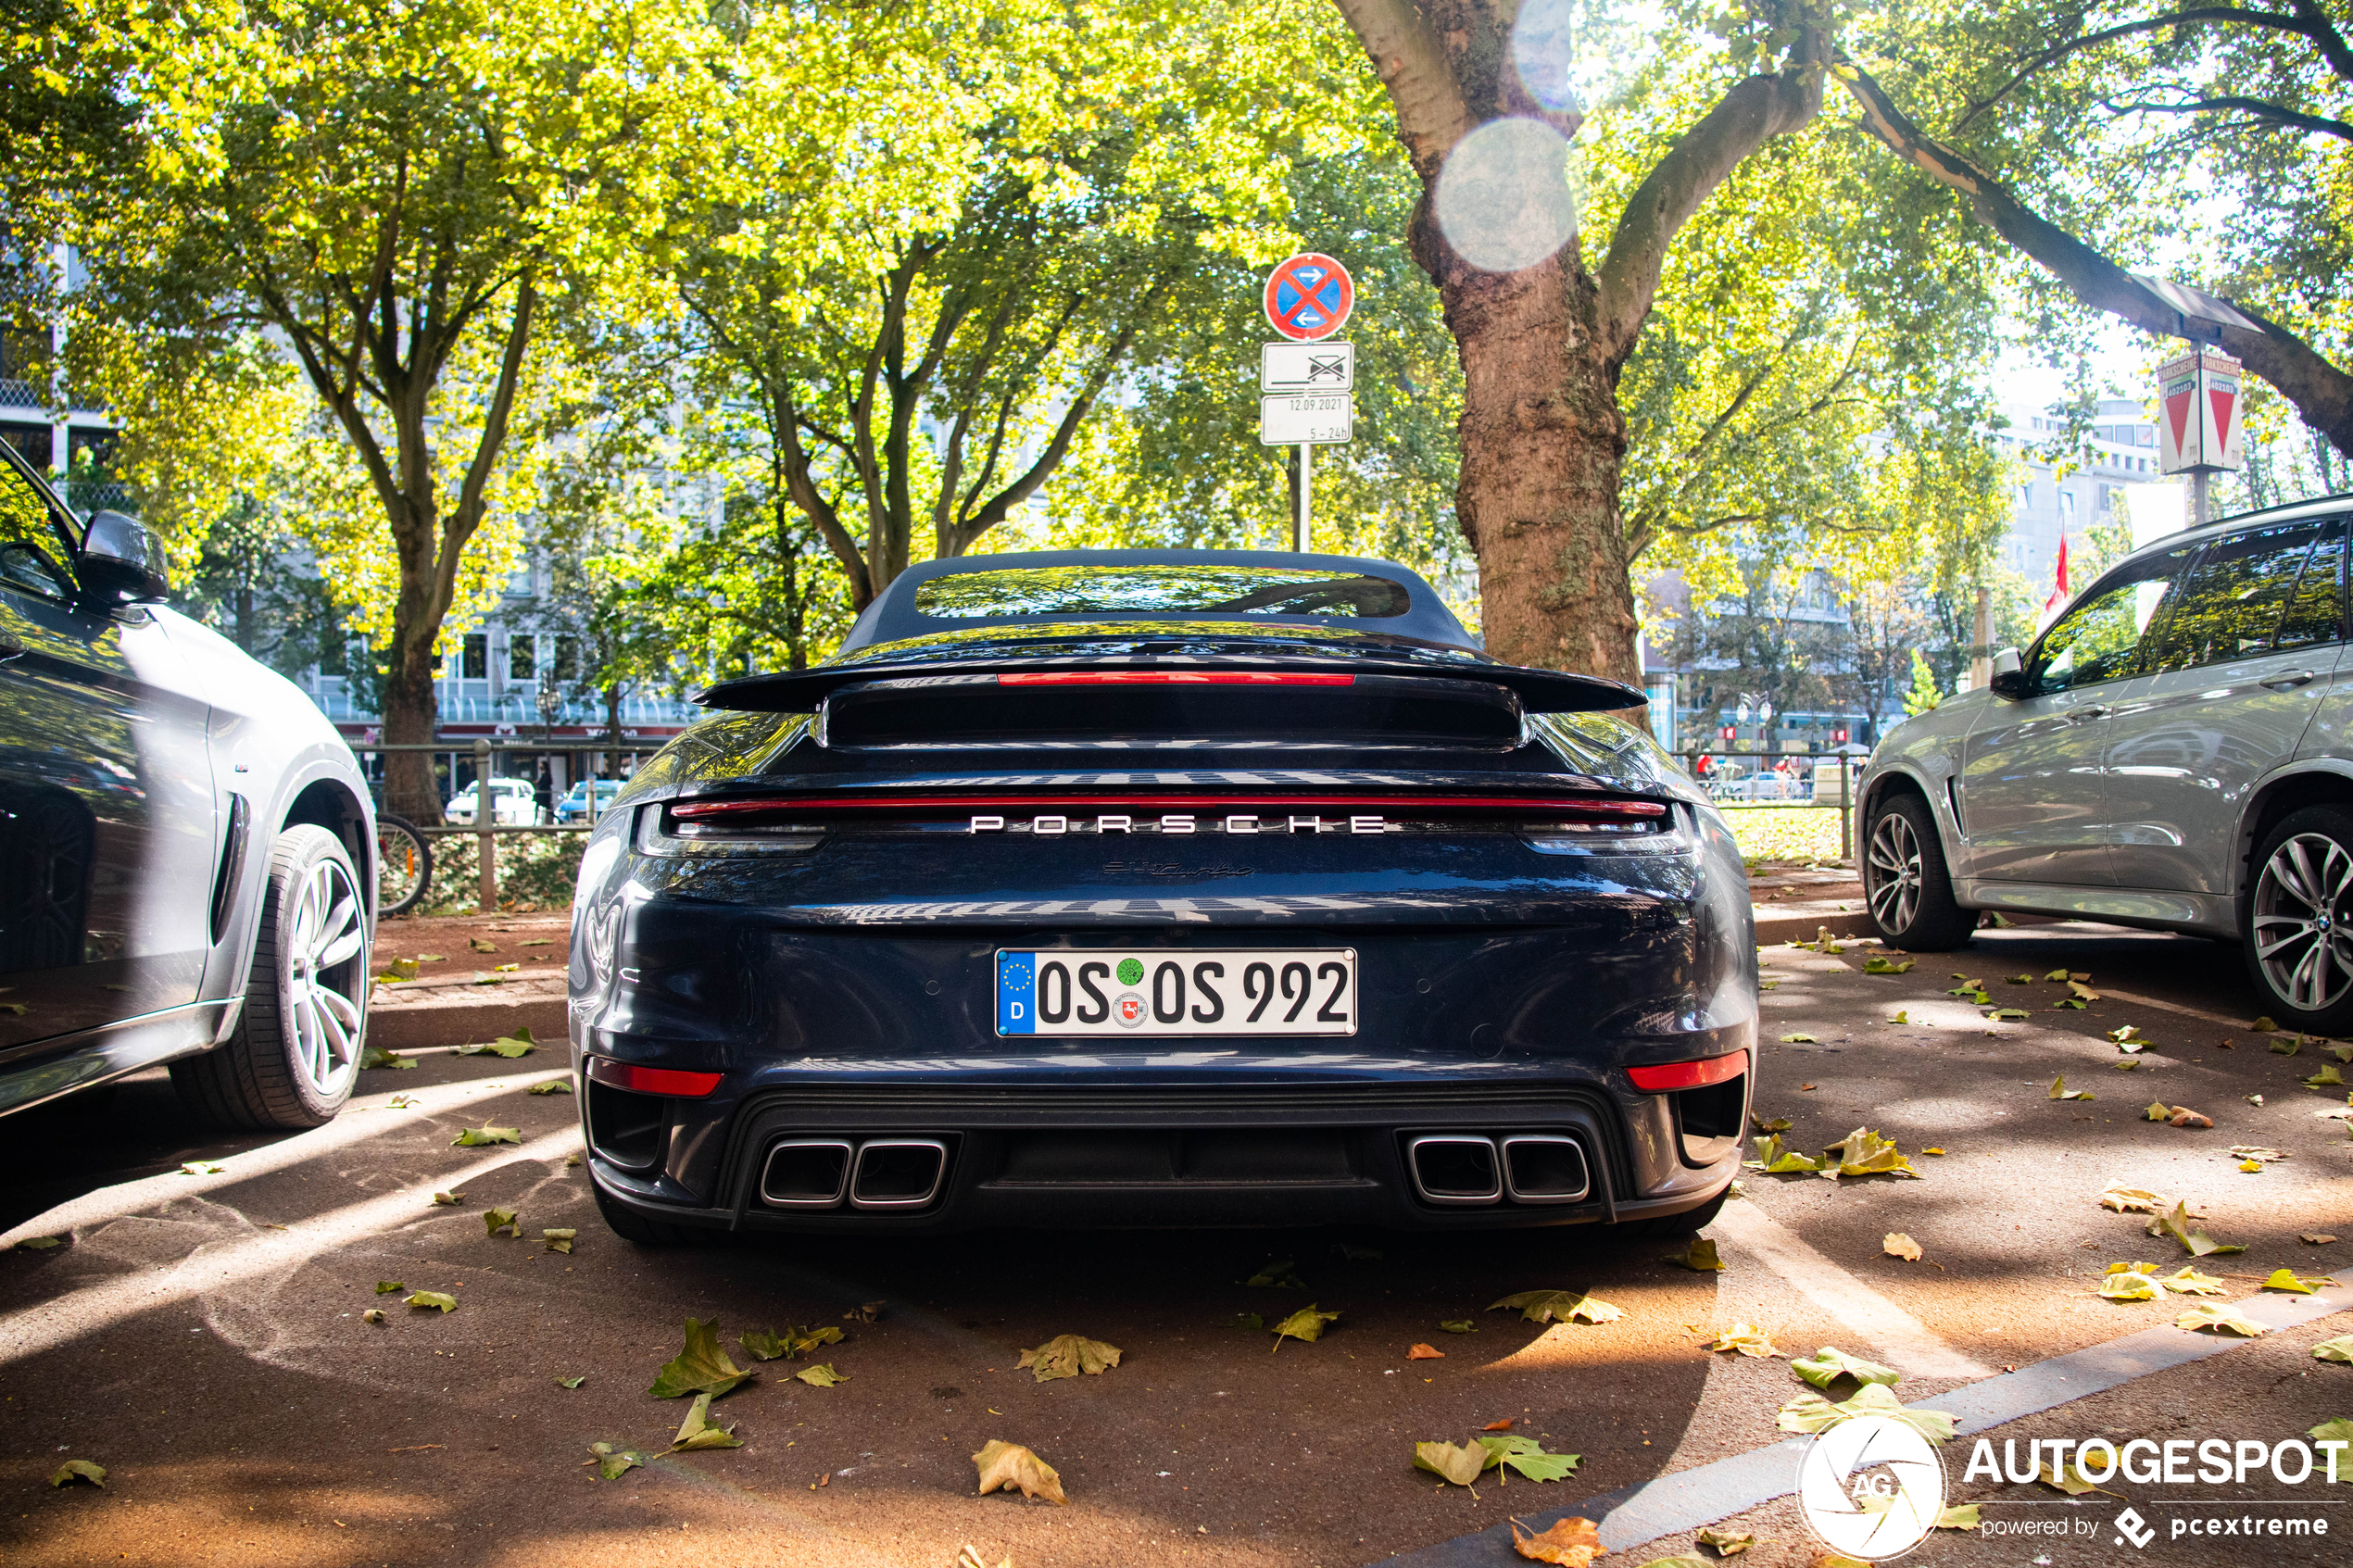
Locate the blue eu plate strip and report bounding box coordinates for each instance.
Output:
[997,951,1035,1035]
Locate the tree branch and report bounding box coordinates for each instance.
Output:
[1327,0,1474,175]
[1954,7,2342,132]
[1837,54,2353,458]
[1594,45,1828,362]
[2098,90,2353,141]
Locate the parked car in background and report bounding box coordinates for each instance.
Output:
[553,778,622,823]
[447,776,540,825]
[1859,492,2353,1032]
[0,440,376,1129]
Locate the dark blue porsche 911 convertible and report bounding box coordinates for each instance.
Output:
[566,550,1755,1243]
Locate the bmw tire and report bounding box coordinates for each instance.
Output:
[173,824,371,1129]
[1862,793,1975,951]
[2243,806,2353,1037]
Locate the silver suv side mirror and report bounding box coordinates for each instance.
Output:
[79,509,170,604]
[1987,646,2029,699]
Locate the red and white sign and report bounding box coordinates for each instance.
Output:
[1263,253,1353,342]
[2158,347,2246,473]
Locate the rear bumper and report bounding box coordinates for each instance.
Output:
[580,1066,1747,1234]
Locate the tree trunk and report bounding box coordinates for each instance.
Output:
[1334,0,1823,686]
[380,647,442,823]
[1437,255,1640,684]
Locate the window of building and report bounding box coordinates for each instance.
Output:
[509,633,535,681]
[555,635,580,681]
[2061,491,2077,517]
[462,633,488,680]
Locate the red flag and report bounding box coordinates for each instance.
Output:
[2042,532,2070,618]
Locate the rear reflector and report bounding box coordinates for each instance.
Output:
[997,671,1354,687]
[586,1059,724,1098]
[1625,1051,1748,1093]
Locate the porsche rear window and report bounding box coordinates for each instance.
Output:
[912,565,1412,620]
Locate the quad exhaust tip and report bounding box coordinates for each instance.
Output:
[1405,1133,1590,1207]
[760,1136,949,1210]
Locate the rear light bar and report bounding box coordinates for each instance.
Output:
[998,671,1354,687]
[671,794,1669,822]
[586,1059,724,1098]
[1625,1051,1748,1093]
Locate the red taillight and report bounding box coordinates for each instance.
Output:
[998,671,1354,687]
[586,1059,723,1098]
[671,794,1669,821]
[1625,1051,1748,1093]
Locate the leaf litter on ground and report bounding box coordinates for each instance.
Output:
[1666,1238,1724,1272]
[1491,1289,1623,1325]
[586,1442,648,1481]
[2146,1200,2246,1256]
[1711,1323,1780,1358]
[794,1362,848,1386]
[648,1317,753,1399]
[450,1126,521,1148]
[406,1291,457,1312]
[973,1439,1065,1504]
[670,1391,743,1450]
[2178,1302,2268,1336]
[1883,1233,1923,1261]
[482,1208,520,1238]
[741,1324,843,1362]
[1791,1346,1899,1389]
[1508,1516,1602,1565]
[1245,1259,1307,1288]
[1016,1334,1121,1382]
[1270,1305,1340,1348]
[2048,1075,2094,1101]
[48,1460,105,1487]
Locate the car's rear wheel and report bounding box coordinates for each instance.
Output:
[2243,806,2353,1036]
[1862,793,1975,951]
[173,824,370,1129]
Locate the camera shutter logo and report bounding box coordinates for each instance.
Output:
[1797,1412,1947,1561]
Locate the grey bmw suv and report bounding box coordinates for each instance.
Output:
[1858,491,2353,1033]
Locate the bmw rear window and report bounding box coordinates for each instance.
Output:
[912,564,1412,620]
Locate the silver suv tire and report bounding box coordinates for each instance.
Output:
[1862,793,1976,951]
[2243,806,2353,1036]
[173,824,371,1129]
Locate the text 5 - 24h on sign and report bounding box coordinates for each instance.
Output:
[1258,392,1353,445]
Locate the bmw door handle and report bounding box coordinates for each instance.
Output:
[2260,670,2319,690]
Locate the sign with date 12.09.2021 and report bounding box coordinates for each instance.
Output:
[996,949,1358,1036]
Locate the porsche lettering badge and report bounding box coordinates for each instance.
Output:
[970,814,1389,835]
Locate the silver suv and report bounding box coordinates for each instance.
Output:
[1859,492,2353,1032]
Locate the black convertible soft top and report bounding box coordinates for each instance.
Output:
[696,549,1644,714]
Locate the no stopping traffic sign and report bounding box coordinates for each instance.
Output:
[1263,253,1353,342]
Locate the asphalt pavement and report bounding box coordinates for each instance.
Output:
[3,917,2349,1568]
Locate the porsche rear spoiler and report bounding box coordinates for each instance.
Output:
[696,655,1643,715]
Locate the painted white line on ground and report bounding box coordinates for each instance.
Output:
[1391,1285,2348,1564]
[1710,1198,1995,1381]
[0,1069,568,1250]
[2085,983,2251,1035]
[0,1126,582,1365]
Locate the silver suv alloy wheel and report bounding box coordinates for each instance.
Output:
[2251,831,2353,1012]
[285,854,368,1096]
[1866,809,1922,935]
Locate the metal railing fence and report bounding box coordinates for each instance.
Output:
[1670,749,1863,862]
[348,737,650,912]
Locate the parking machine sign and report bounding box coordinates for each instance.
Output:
[1263,253,1353,342]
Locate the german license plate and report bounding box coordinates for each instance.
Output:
[996,949,1358,1036]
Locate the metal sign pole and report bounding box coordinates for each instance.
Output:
[1297,442,1312,551]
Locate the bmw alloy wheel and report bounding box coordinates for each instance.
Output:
[286,856,368,1095]
[2252,832,2353,1012]
[1866,809,1922,935]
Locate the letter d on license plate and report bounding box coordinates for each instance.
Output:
[997,949,1357,1036]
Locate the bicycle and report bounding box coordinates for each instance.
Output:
[375,812,434,918]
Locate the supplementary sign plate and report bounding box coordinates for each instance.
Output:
[1258,393,1353,445]
[1261,341,1353,393]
